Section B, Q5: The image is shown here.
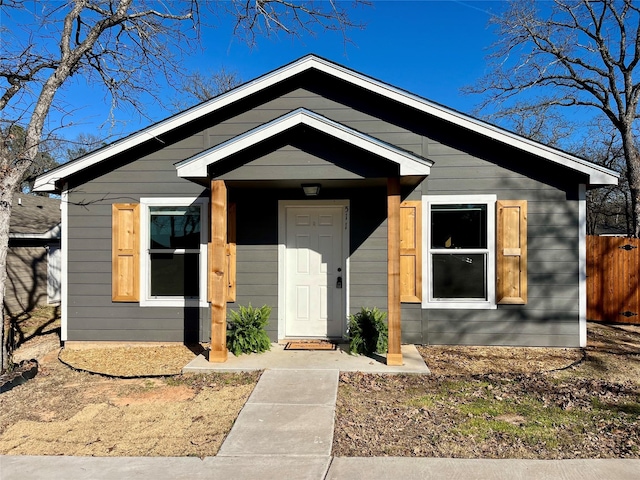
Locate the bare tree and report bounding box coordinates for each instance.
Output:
[0,0,365,372]
[481,102,576,149]
[63,132,107,163]
[468,0,640,235]
[579,125,631,234]
[2,125,59,194]
[171,67,242,111]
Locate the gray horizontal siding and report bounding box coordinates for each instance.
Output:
[67,329,190,343]
[63,75,584,349]
[349,193,388,317]
[207,88,424,159]
[66,137,208,342]
[5,246,49,314]
[421,138,581,348]
[221,158,366,181]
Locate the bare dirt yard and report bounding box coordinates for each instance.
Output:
[0,307,258,457]
[2,307,639,459]
[334,323,640,459]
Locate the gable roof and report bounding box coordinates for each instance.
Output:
[9,194,61,239]
[34,54,619,192]
[176,108,432,179]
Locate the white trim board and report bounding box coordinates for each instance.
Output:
[9,224,61,240]
[175,108,432,178]
[34,55,619,192]
[60,186,68,342]
[579,184,587,348]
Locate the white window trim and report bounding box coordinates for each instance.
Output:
[422,194,497,310]
[140,197,209,307]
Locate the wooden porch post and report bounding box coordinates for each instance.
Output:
[209,180,228,362]
[387,177,403,366]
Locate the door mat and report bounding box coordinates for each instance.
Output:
[284,340,337,351]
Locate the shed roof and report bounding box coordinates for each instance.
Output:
[9,194,61,238]
[34,54,619,192]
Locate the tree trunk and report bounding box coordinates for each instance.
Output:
[0,190,14,372]
[621,130,640,238]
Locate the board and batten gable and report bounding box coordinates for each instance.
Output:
[62,67,589,348]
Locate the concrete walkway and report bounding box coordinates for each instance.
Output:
[218,369,338,457]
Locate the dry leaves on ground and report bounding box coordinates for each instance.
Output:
[333,322,640,459]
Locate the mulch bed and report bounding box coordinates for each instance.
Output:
[58,345,204,377]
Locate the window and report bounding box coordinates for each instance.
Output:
[140,198,208,307]
[423,195,496,309]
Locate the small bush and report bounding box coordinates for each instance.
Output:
[226,304,272,356]
[347,307,388,355]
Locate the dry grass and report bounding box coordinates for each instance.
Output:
[4,306,640,459]
[1,308,260,457]
[0,349,259,456]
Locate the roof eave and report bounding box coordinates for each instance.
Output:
[175,108,432,179]
[34,54,619,188]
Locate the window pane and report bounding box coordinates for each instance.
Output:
[432,254,486,299]
[150,206,200,249]
[431,204,487,249]
[150,253,199,297]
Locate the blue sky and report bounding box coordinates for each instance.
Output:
[30,1,507,141]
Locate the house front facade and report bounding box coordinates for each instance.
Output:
[34,55,619,362]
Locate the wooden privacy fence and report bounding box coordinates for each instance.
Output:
[587,235,640,324]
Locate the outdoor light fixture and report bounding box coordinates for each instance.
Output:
[302,184,321,196]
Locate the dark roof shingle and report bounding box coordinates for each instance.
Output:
[9,194,61,235]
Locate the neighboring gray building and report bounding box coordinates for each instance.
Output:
[6,194,61,314]
[34,55,618,354]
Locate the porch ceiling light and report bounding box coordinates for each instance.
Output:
[302,183,321,196]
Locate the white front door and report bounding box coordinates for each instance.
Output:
[285,205,345,338]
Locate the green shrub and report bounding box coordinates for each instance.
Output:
[226,304,272,356]
[347,307,388,355]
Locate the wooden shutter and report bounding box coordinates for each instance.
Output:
[112,203,140,302]
[496,200,527,304]
[400,200,422,302]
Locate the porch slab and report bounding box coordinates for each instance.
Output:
[182,344,429,374]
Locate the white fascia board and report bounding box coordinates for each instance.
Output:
[305,58,619,186]
[175,108,432,178]
[34,54,618,191]
[34,57,329,192]
[9,224,61,240]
